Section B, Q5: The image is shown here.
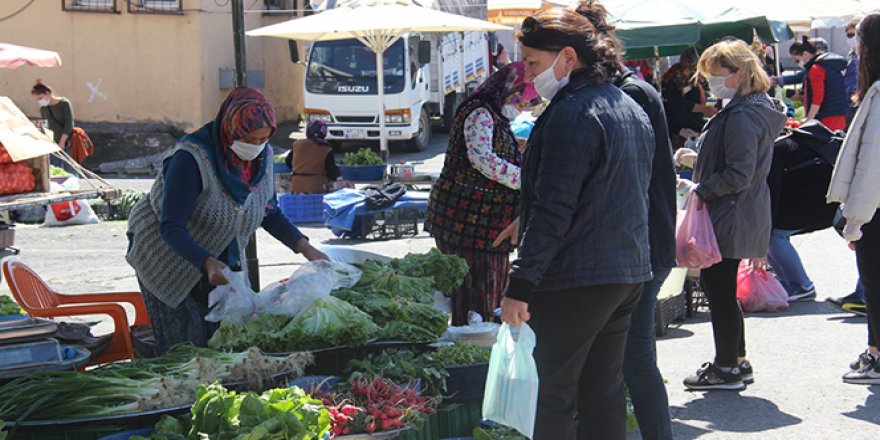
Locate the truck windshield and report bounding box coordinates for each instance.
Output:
[306,39,406,95]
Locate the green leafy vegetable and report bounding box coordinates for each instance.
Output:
[343,296,447,343]
[340,148,384,166]
[473,425,528,440]
[353,260,434,304]
[345,349,448,397]
[391,249,469,294]
[0,296,23,315]
[49,165,71,177]
[273,297,380,350]
[209,314,289,352]
[435,342,491,367]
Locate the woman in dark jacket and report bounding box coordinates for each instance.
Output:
[501,3,655,438]
[426,61,540,325]
[679,40,787,391]
[662,49,718,147]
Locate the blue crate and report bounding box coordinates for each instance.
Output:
[279,193,325,224]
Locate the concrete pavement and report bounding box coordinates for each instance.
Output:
[1,131,877,438]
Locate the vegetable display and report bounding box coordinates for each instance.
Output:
[0,345,311,422]
[0,296,22,315]
[340,148,384,167]
[435,342,491,368]
[390,249,469,295]
[0,163,35,196]
[342,296,447,343]
[209,314,289,352]
[473,426,528,440]
[134,384,331,440]
[352,260,435,304]
[345,349,448,397]
[313,375,437,437]
[49,165,72,177]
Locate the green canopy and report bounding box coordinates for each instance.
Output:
[604,1,794,59]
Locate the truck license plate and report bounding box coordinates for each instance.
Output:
[343,129,367,139]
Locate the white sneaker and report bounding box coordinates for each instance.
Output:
[843,352,880,385]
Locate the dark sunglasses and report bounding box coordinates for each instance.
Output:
[847,33,856,38]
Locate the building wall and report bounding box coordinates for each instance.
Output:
[0,0,305,131]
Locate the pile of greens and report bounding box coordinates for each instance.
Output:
[0,296,22,315]
[340,148,384,167]
[342,296,447,342]
[353,260,435,304]
[390,249,469,295]
[209,297,380,352]
[344,349,448,397]
[0,346,311,422]
[435,342,491,368]
[473,426,529,440]
[133,384,331,440]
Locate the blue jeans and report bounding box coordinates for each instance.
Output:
[767,229,814,294]
[623,267,673,440]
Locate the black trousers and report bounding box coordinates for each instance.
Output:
[529,282,643,440]
[700,258,746,367]
[855,210,880,348]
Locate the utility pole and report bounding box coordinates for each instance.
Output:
[231,0,261,289]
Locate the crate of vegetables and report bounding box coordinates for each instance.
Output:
[435,342,491,403]
[338,148,387,182]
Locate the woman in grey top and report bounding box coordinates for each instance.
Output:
[32,80,73,148]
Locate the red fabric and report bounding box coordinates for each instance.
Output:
[808,65,826,108]
[820,115,846,131]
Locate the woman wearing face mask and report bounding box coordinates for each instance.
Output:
[426,61,540,326]
[126,87,328,355]
[787,36,849,131]
[844,17,862,128]
[501,6,655,438]
[678,40,787,391]
[31,80,75,168]
[661,49,717,148]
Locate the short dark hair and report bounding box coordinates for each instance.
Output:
[31,79,52,95]
[518,1,621,85]
[789,36,818,56]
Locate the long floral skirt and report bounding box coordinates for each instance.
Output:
[436,239,511,326]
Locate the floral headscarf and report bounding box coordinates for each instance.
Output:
[180,87,277,204]
[306,120,329,145]
[468,61,542,112]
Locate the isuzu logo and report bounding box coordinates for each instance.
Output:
[338,85,370,93]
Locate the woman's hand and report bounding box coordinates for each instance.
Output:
[204,257,230,286]
[501,297,530,327]
[296,239,329,261]
[493,218,520,248]
[674,147,698,168]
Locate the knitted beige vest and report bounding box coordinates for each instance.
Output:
[126,143,274,307]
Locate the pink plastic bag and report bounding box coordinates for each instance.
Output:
[736,262,790,312]
[675,192,723,269]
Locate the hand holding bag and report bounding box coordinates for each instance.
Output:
[482,322,540,438]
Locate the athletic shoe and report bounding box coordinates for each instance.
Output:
[849,350,878,371]
[739,360,754,384]
[788,284,817,302]
[843,352,880,385]
[826,293,867,317]
[684,362,746,391]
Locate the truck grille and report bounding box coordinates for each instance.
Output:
[336,116,376,124]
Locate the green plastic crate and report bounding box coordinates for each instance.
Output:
[399,412,440,440]
[437,400,482,439]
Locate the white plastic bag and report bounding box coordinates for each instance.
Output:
[205,260,362,323]
[482,323,540,438]
[43,179,98,227]
[205,270,258,324]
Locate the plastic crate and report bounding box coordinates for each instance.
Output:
[338,164,386,182]
[437,401,482,439]
[354,208,420,240]
[399,412,439,440]
[655,292,687,337]
[279,193,326,224]
[444,364,488,403]
[0,224,14,248]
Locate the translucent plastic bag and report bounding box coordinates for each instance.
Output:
[205,269,258,324]
[675,192,723,269]
[483,323,539,439]
[736,262,790,313]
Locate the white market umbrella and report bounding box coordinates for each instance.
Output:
[247,0,509,155]
[0,43,62,69]
[736,0,876,28]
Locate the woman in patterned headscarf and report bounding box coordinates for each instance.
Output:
[127,87,328,355]
[426,61,542,325]
[287,120,342,194]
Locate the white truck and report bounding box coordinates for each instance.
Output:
[298,0,492,151]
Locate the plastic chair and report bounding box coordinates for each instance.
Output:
[1,258,151,365]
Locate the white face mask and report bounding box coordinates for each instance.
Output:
[230,140,266,161]
[501,104,520,120]
[847,36,858,51]
[533,51,571,101]
[708,75,738,100]
[38,98,50,107]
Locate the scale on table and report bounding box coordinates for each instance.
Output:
[389,161,437,185]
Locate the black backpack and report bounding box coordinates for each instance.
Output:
[780,120,845,168]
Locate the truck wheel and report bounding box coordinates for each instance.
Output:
[408,110,432,152]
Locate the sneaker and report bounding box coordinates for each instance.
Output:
[788,284,817,302]
[684,362,746,391]
[826,293,867,317]
[843,352,880,385]
[739,360,754,384]
[849,350,878,371]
